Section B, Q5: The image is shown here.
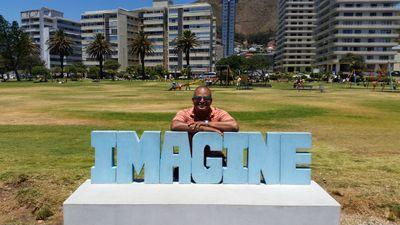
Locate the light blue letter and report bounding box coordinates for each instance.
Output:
[248,132,281,184]
[280,133,312,185]
[116,131,161,184]
[160,132,191,184]
[223,132,248,184]
[192,132,223,184]
[91,131,117,184]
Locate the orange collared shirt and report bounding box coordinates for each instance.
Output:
[172,107,235,123]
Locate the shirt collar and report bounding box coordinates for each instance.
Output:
[190,107,215,120]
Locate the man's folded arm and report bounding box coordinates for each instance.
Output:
[171,120,190,132]
[171,120,223,135]
[208,120,239,132]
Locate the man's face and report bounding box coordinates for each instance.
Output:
[192,88,212,112]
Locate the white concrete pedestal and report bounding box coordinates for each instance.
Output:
[64,180,340,225]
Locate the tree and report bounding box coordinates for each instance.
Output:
[24,38,40,75]
[128,31,153,80]
[0,56,7,81]
[339,53,366,87]
[126,65,142,79]
[217,55,247,75]
[64,66,77,80]
[0,16,34,81]
[246,55,273,77]
[22,55,43,80]
[88,66,100,80]
[51,67,61,81]
[175,30,199,79]
[86,34,112,79]
[72,62,87,79]
[154,65,169,78]
[104,59,120,80]
[47,29,74,82]
[31,65,50,81]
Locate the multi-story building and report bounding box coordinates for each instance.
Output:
[20,7,82,69]
[221,0,238,57]
[275,0,316,73]
[81,9,141,70]
[137,0,217,74]
[138,4,169,69]
[315,0,400,73]
[167,3,216,74]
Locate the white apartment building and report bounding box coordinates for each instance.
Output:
[137,0,217,74]
[275,0,316,73]
[315,0,400,73]
[21,7,82,69]
[81,9,141,70]
[138,6,169,69]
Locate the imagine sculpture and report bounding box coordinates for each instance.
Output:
[91,131,312,185]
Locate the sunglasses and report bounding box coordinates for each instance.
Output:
[192,95,212,101]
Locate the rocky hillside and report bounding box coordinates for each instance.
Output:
[197,0,278,36]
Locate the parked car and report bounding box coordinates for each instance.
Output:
[391,71,400,77]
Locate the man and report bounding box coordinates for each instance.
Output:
[171,86,238,177]
[171,86,239,136]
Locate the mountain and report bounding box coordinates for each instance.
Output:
[197,0,278,36]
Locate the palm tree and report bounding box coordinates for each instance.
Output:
[86,34,112,79]
[47,30,74,81]
[175,30,199,79]
[128,31,153,80]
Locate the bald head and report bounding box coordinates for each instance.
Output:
[193,86,212,98]
[192,86,212,113]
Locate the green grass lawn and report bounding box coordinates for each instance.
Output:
[0,80,399,224]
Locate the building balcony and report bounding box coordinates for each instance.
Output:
[333,50,397,55]
[333,42,399,47]
[143,20,164,25]
[143,13,164,18]
[285,24,316,27]
[284,47,316,50]
[143,27,164,32]
[284,53,315,57]
[336,7,400,12]
[182,20,211,25]
[182,11,212,17]
[282,58,314,62]
[335,16,400,20]
[334,33,399,38]
[334,24,400,29]
[280,63,314,67]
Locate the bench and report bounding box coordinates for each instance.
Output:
[237,83,253,90]
[297,85,325,92]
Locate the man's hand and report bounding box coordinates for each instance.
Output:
[188,120,239,133]
[188,122,223,135]
[188,121,207,131]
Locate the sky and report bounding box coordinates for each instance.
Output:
[0,0,194,23]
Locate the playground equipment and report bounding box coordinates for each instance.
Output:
[216,65,234,86]
[168,80,202,91]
